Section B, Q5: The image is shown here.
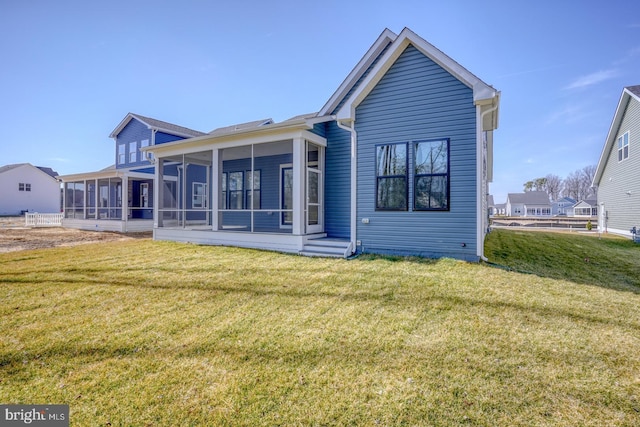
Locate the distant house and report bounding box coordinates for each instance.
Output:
[58,113,206,232]
[506,191,551,217]
[488,195,505,216]
[142,27,500,261]
[551,196,576,216]
[571,199,597,217]
[0,163,60,215]
[593,85,640,236]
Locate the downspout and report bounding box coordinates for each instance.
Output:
[478,102,499,262]
[335,118,357,256]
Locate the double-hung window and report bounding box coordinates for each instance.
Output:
[228,171,243,209]
[375,139,450,211]
[245,170,261,209]
[129,141,137,163]
[18,183,30,191]
[376,143,408,210]
[618,132,629,161]
[414,139,449,210]
[118,144,126,164]
[140,139,149,161]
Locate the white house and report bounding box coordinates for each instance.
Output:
[0,163,60,215]
[506,191,551,217]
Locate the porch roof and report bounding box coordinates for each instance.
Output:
[58,166,154,182]
[143,115,327,158]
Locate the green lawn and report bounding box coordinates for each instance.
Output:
[1,231,639,426]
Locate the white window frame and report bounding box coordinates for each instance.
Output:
[192,182,207,209]
[140,139,150,161]
[118,144,126,164]
[129,141,137,163]
[618,131,629,162]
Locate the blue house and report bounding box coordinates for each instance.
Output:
[144,28,500,260]
[59,113,205,232]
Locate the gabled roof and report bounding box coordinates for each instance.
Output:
[507,191,550,205]
[573,199,597,208]
[332,27,500,131]
[593,85,640,185]
[552,196,577,204]
[0,163,59,179]
[109,113,206,139]
[209,118,273,135]
[319,28,398,116]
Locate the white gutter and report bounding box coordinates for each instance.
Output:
[477,102,499,262]
[336,118,357,256]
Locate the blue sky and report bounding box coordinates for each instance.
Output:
[1,0,639,202]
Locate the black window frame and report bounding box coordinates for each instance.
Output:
[375,142,408,211]
[413,139,450,211]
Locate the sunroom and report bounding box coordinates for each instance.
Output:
[146,121,346,255]
[60,168,155,232]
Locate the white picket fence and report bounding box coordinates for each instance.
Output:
[25,213,64,227]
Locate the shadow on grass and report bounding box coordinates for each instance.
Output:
[484,229,640,294]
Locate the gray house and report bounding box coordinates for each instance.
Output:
[593,85,640,236]
[144,27,500,261]
[506,191,551,217]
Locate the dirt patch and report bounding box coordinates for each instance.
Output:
[0,217,151,253]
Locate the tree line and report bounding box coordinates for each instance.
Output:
[523,165,596,201]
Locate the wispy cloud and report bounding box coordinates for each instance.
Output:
[564,69,619,90]
[47,157,71,163]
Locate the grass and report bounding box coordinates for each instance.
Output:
[0,231,639,426]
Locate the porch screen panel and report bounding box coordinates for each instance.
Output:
[220,141,292,233]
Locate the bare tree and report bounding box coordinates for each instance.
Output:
[563,170,582,200]
[580,165,596,199]
[544,174,563,201]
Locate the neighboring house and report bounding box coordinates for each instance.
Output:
[571,199,597,217]
[143,27,500,261]
[0,163,60,215]
[551,196,576,216]
[58,113,206,232]
[593,85,640,236]
[505,191,551,217]
[488,195,506,216]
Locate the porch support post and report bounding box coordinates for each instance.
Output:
[155,159,164,228]
[122,175,129,229]
[211,149,220,231]
[292,137,305,235]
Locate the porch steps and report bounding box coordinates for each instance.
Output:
[300,238,351,258]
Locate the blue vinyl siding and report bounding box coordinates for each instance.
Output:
[115,119,152,169]
[155,131,186,145]
[355,45,478,260]
[324,121,351,239]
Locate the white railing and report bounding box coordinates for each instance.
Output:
[25,213,64,227]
